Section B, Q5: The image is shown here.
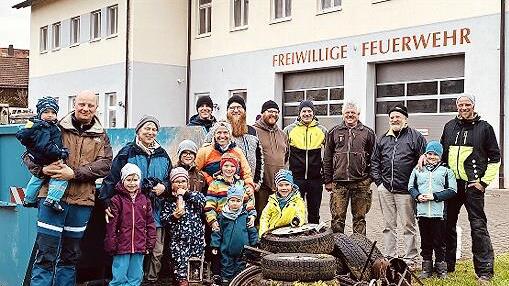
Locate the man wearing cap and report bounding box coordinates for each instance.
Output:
[283,100,327,224]
[226,95,264,195]
[253,100,288,222]
[23,90,113,286]
[370,103,426,269]
[438,94,500,284]
[188,95,217,132]
[323,101,376,235]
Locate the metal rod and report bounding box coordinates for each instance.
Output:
[360,240,377,280]
[396,269,411,286]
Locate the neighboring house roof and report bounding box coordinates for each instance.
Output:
[0,57,29,88]
[12,0,33,9]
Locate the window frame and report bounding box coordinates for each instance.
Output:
[317,0,342,15]
[270,0,292,24]
[70,16,80,46]
[40,26,48,53]
[231,0,249,31]
[68,95,76,113]
[107,5,118,38]
[52,22,61,50]
[90,9,102,42]
[197,0,212,37]
[105,92,118,128]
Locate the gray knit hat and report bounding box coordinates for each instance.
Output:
[135,115,160,133]
[456,94,476,105]
[177,139,198,158]
[210,120,232,138]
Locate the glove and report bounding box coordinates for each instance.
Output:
[291,217,300,227]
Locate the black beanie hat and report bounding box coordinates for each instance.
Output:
[196,95,213,111]
[227,95,246,110]
[261,100,279,113]
[298,100,315,112]
[388,104,408,118]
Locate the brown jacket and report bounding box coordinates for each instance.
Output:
[24,113,113,206]
[323,121,375,183]
[253,118,288,191]
[177,162,207,195]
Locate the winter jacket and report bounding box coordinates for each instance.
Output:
[210,208,258,258]
[23,113,113,206]
[204,174,256,225]
[408,164,457,219]
[259,190,307,237]
[370,126,426,194]
[188,114,217,133]
[283,118,327,180]
[178,162,207,195]
[195,142,254,187]
[99,141,172,227]
[16,118,69,166]
[323,121,376,183]
[253,118,288,191]
[104,184,156,255]
[440,115,501,187]
[231,126,264,188]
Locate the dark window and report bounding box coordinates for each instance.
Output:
[440,79,464,95]
[315,104,328,116]
[306,89,328,101]
[376,84,404,98]
[407,99,437,113]
[284,91,304,102]
[376,101,405,114]
[407,81,437,96]
[440,98,457,113]
[330,104,343,115]
[283,105,299,116]
[330,88,344,100]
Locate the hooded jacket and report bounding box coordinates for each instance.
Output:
[440,115,501,187]
[188,114,217,133]
[104,183,156,255]
[253,118,288,191]
[259,190,307,237]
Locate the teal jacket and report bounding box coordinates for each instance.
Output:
[408,164,457,219]
[210,208,258,257]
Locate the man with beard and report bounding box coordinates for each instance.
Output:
[253,100,288,221]
[370,104,426,270]
[283,100,327,224]
[226,95,264,195]
[188,95,217,133]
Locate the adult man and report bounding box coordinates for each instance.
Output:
[24,90,113,286]
[439,94,499,284]
[253,100,288,220]
[370,104,425,268]
[188,95,217,132]
[284,100,327,224]
[323,102,376,234]
[226,95,264,193]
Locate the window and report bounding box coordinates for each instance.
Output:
[107,5,118,36]
[68,96,76,112]
[318,0,341,12]
[229,89,247,103]
[70,17,80,45]
[272,0,291,21]
[52,22,61,49]
[232,0,248,29]
[90,10,102,41]
[40,26,48,52]
[105,92,117,128]
[198,0,212,35]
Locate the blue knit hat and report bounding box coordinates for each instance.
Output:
[425,141,443,158]
[227,184,245,201]
[36,96,59,118]
[274,169,294,186]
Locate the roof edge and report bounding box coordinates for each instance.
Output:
[12,0,32,9]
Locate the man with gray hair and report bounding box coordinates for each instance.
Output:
[323,101,376,234]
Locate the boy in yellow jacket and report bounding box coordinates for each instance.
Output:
[259,169,307,237]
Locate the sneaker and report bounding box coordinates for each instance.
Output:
[477,276,492,286]
[44,198,64,213]
[23,200,38,208]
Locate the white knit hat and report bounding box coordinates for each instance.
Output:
[121,163,142,182]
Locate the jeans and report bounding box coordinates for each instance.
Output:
[110,253,144,286]
[25,176,68,203]
[294,178,323,224]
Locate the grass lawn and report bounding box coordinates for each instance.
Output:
[418,253,509,285]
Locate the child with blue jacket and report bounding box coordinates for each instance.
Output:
[408,141,457,279]
[16,96,69,212]
[211,184,258,285]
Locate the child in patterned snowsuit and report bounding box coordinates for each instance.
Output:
[211,184,258,284]
[161,167,205,286]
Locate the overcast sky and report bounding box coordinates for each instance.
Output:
[0,0,30,49]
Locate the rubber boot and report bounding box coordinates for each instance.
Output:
[419,260,433,279]
[435,261,448,279]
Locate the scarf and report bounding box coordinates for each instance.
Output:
[136,136,160,155]
[221,203,243,220]
[276,188,299,210]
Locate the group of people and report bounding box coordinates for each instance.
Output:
[17,90,500,286]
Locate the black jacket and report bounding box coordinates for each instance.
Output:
[187,114,217,132]
[440,115,500,187]
[371,126,426,194]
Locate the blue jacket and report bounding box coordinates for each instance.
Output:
[211,208,258,258]
[408,164,457,219]
[99,141,172,227]
[16,118,68,166]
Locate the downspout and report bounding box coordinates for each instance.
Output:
[124,0,131,127]
[500,0,505,188]
[185,0,192,124]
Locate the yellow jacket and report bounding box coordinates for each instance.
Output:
[259,190,307,237]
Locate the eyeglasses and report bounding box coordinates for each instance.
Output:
[181,151,195,157]
[228,106,244,111]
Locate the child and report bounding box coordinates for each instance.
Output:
[211,185,259,284]
[161,167,205,286]
[259,169,307,237]
[16,96,69,212]
[104,163,157,286]
[408,141,457,279]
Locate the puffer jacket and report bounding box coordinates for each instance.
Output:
[408,164,457,218]
[323,121,376,183]
[253,118,288,191]
[23,113,113,206]
[188,114,217,133]
[283,118,327,180]
[104,183,156,255]
[99,141,172,228]
[370,126,426,194]
[440,114,501,187]
[259,190,307,237]
[210,208,258,257]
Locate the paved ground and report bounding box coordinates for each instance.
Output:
[319,188,509,260]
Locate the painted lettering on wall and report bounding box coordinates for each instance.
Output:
[272,27,471,67]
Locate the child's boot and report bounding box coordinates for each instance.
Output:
[44,198,64,213]
[435,261,448,279]
[419,260,433,279]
